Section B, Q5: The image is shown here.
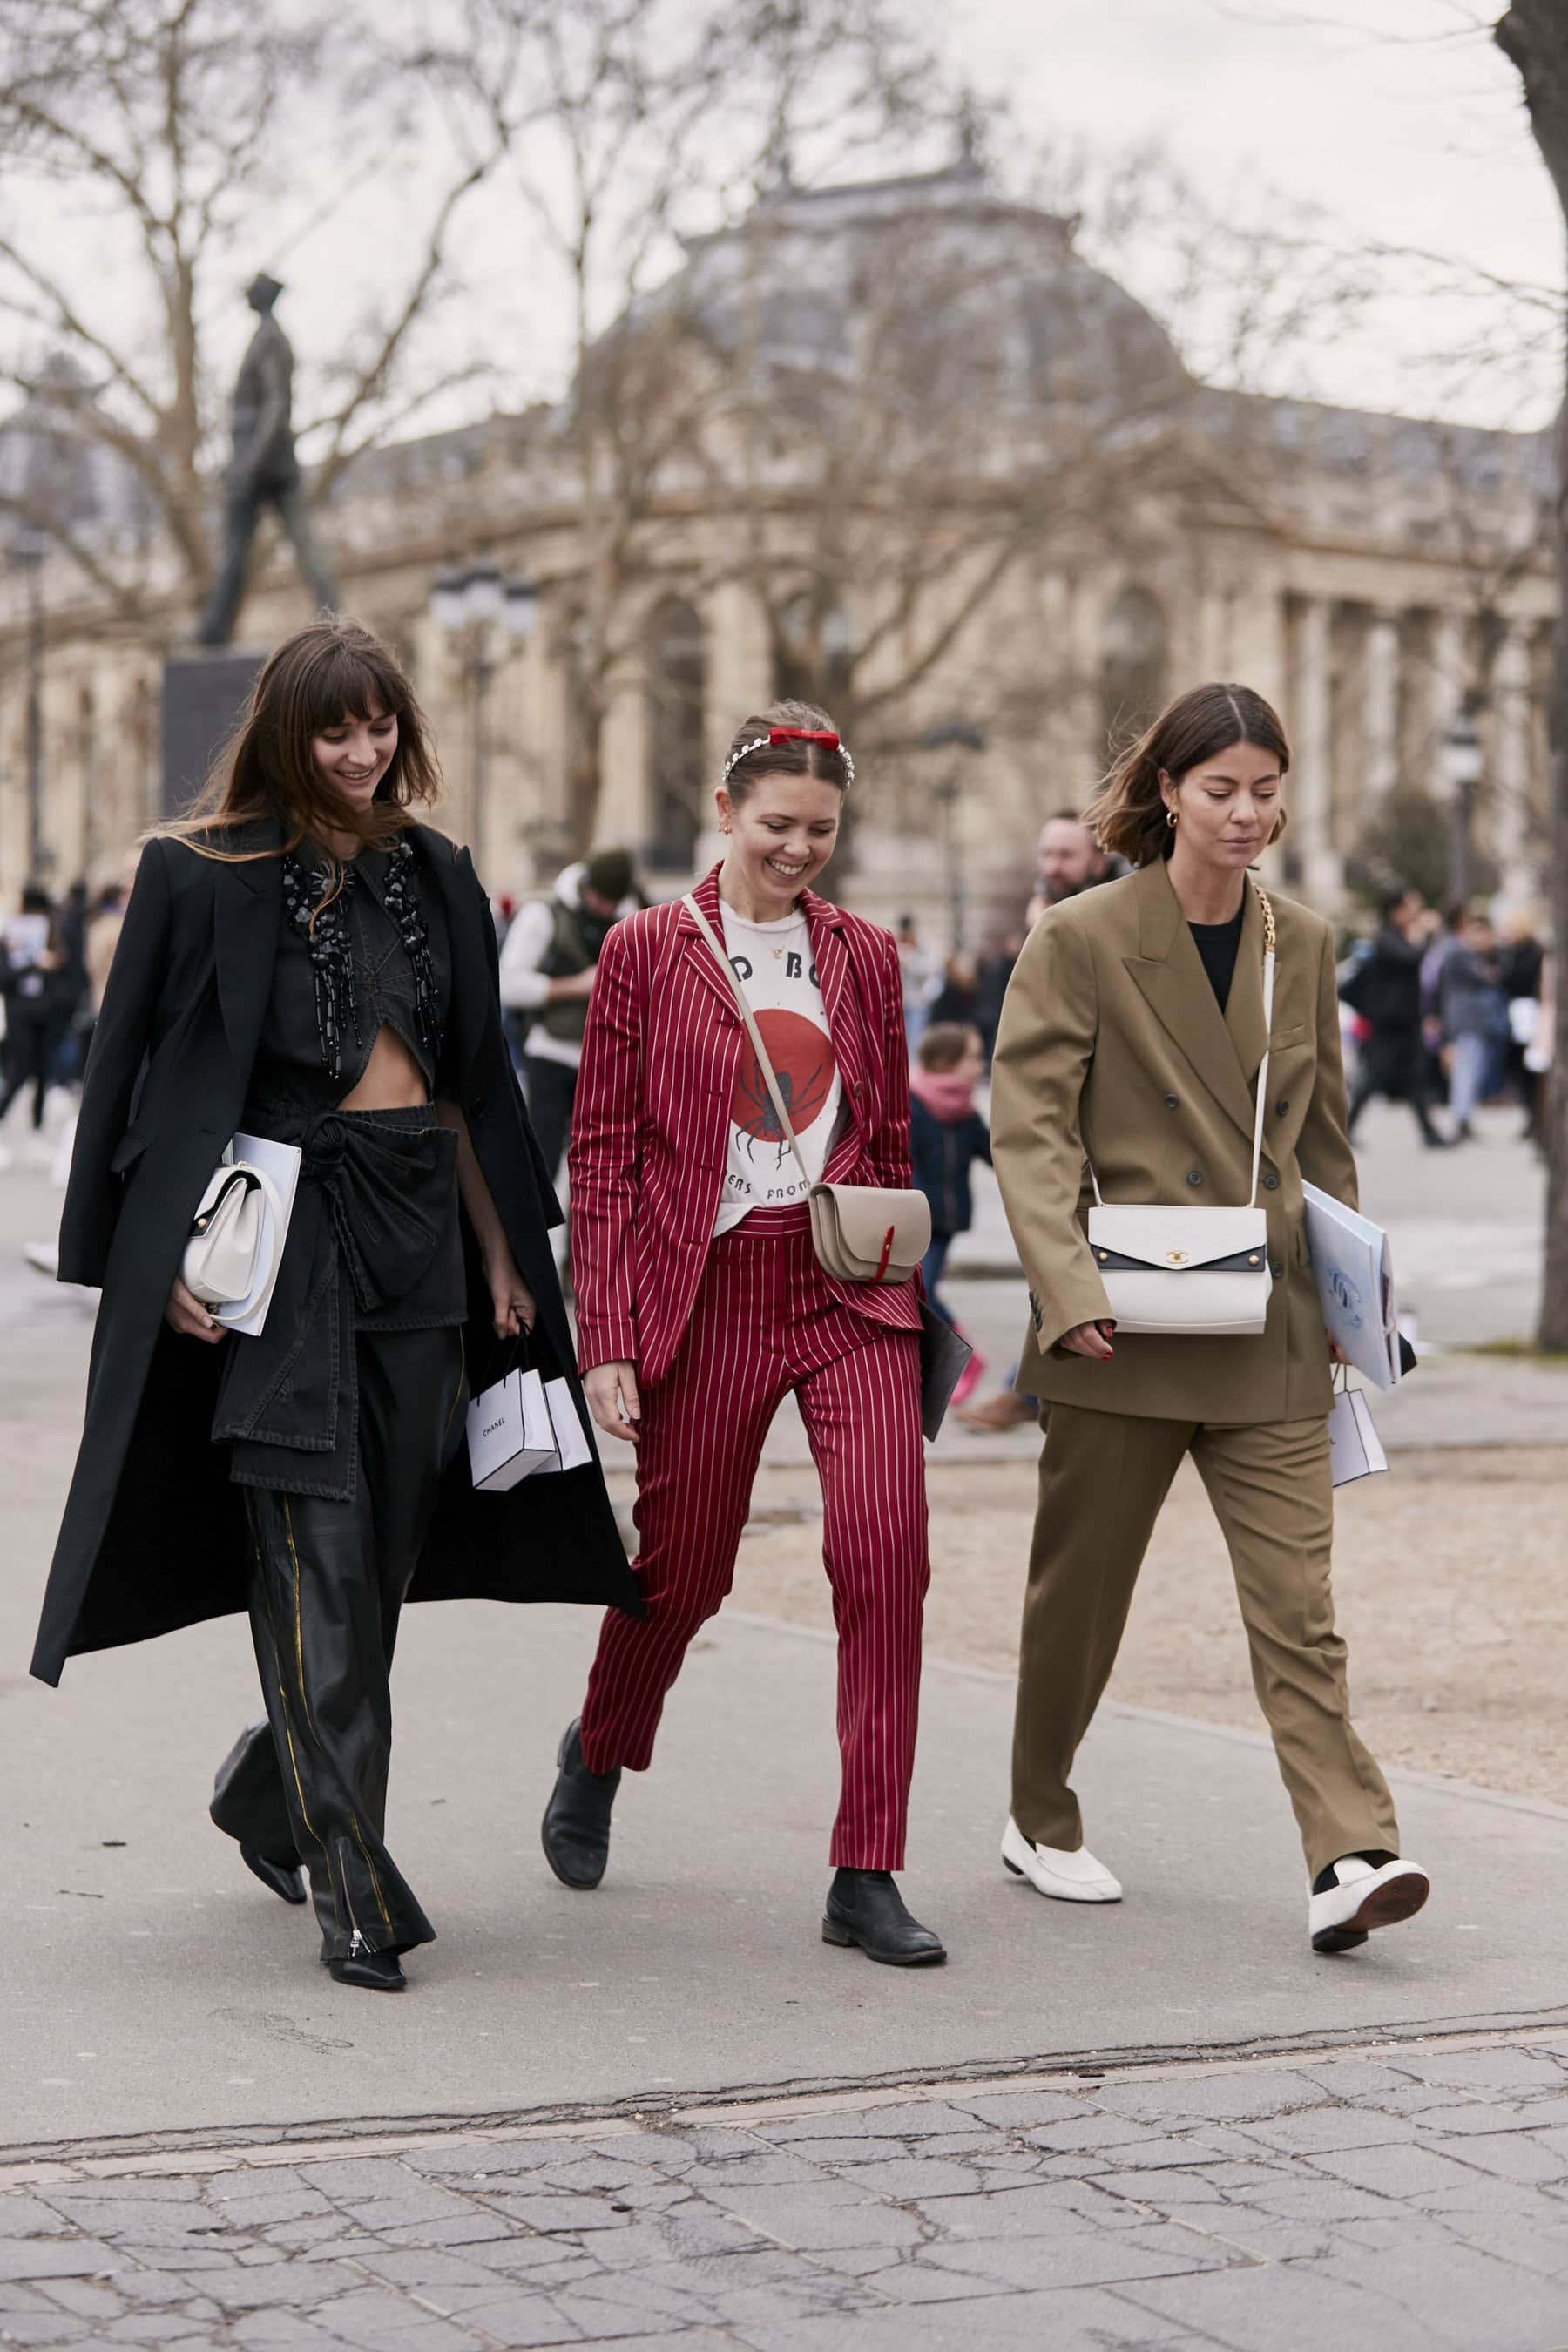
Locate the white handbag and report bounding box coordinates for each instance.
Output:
[1085,882,1276,1338]
[183,1160,286,1309]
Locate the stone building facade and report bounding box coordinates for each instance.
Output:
[0,161,1554,945]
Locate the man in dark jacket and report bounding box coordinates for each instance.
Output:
[497,849,639,1190]
[1342,886,1448,1147]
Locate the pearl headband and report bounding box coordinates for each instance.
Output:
[721,724,855,789]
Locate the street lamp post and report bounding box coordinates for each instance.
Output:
[12,525,49,880]
[429,560,539,872]
[917,720,987,954]
[1442,712,1484,904]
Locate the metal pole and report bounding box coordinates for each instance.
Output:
[945,773,965,954]
[470,632,491,876]
[1449,778,1473,903]
[24,557,44,878]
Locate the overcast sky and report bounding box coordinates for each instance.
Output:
[5,0,1563,444]
[439,0,1560,434]
[943,0,1562,428]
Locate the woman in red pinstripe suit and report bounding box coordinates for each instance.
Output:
[541,700,943,1965]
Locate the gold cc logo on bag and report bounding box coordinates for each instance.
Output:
[1165,1248,1192,1266]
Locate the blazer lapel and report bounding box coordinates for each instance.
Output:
[676,866,750,1028]
[420,829,489,1088]
[1123,861,1259,1144]
[1224,881,1269,1087]
[214,820,282,1088]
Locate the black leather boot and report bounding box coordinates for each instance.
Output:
[541,1718,621,1889]
[240,1844,307,1904]
[822,1869,946,1965]
[325,1945,406,1991]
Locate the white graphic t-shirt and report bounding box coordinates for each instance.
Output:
[713,905,848,1234]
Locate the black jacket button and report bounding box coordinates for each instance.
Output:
[1275,1098,1289,1118]
[1186,1168,1204,1188]
[470,1096,488,1119]
[1261,1171,1280,1191]
[1163,1093,1179,1110]
[1269,1255,1284,1279]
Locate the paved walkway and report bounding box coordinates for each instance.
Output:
[3,1095,1564,2346]
[10,1594,1568,2153]
[6,2031,1568,2349]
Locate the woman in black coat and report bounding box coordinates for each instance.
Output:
[34,617,639,1993]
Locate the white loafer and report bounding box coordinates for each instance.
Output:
[1309,1854,1429,1953]
[1001,1816,1122,1903]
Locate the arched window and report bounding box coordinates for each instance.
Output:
[645,597,706,870]
[1099,586,1167,749]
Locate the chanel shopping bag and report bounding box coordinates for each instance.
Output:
[537,1370,595,1474]
[466,1341,558,1491]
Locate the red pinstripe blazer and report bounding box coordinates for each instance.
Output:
[570,864,923,1385]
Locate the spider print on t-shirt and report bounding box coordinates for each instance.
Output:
[713,905,848,1231]
[730,1010,839,1168]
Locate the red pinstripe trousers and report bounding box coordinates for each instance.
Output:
[578,1206,929,1869]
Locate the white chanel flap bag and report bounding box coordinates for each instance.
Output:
[1085,882,1276,1338]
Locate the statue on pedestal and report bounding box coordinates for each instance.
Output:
[196,274,338,646]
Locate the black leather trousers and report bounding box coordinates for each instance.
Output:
[210,1324,465,1961]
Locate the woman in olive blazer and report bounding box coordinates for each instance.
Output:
[990,681,1429,1957]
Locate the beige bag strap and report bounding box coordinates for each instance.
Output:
[1087,877,1277,1212]
[683,894,816,1196]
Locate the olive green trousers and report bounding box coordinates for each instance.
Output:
[1011,1403,1399,1882]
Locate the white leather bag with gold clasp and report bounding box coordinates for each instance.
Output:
[1085,882,1276,1338]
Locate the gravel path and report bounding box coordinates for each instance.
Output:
[708,1445,1568,1807]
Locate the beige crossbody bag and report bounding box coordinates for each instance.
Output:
[683,895,930,1285]
[1085,880,1277,1338]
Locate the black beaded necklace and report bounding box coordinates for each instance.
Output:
[280,836,440,1081]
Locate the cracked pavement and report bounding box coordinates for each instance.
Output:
[7,2035,1568,2348]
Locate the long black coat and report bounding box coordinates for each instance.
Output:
[32,817,641,1687]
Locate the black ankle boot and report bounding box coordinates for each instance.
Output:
[240,1844,307,1904]
[822,1869,946,1966]
[541,1718,621,1889]
[326,1946,406,1991]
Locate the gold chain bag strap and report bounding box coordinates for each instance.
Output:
[683,895,930,1284]
[1084,880,1278,1337]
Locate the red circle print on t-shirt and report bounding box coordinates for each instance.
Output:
[731,1010,838,1147]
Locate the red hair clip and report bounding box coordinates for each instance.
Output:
[769,725,840,751]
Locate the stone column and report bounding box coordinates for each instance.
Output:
[1423,611,1467,780]
[1363,607,1401,802]
[1490,622,1537,910]
[1227,584,1288,711]
[1288,597,1342,908]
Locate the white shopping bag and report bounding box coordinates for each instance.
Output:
[538,1375,594,1473]
[467,1364,559,1491]
[1328,1384,1389,1489]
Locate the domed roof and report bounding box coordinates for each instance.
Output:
[659,159,1189,418]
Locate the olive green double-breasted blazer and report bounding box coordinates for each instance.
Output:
[990,857,1357,1425]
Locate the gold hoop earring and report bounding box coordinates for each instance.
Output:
[1166,808,1179,831]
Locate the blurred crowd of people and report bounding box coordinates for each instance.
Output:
[1339,887,1551,1155]
[0,870,130,1159]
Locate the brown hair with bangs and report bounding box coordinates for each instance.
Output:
[1082,681,1290,869]
[159,617,442,874]
[720,698,851,803]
